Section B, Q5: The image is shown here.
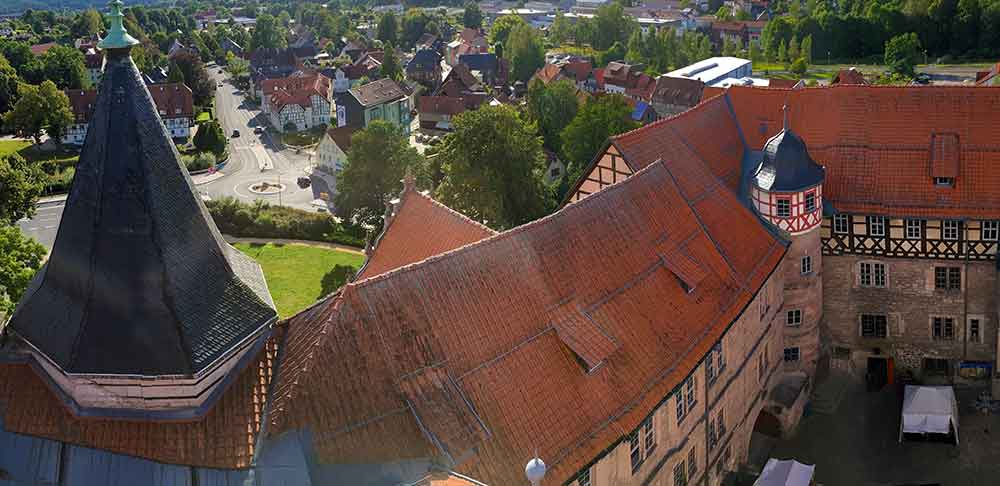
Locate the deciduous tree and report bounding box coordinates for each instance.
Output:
[41,46,88,89]
[0,153,45,224]
[526,79,579,152]
[4,81,73,145]
[435,104,548,229]
[506,23,545,83]
[0,224,46,316]
[251,13,287,50]
[193,119,227,158]
[560,94,638,185]
[885,32,921,77]
[377,11,399,46]
[0,54,19,114]
[335,120,425,226]
[379,44,403,81]
[462,2,483,29]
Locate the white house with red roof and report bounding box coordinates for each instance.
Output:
[261,72,333,132]
[62,83,194,144]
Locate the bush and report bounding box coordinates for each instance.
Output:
[182,152,216,172]
[206,196,367,247]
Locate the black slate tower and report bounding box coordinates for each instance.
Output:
[3,0,276,416]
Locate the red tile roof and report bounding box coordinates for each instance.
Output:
[532,63,563,85]
[726,85,1000,218]
[30,42,57,56]
[268,150,785,486]
[0,330,282,468]
[831,68,868,85]
[262,73,331,111]
[65,89,98,123]
[418,95,470,116]
[356,183,496,280]
[325,125,355,152]
[650,75,705,108]
[66,83,193,122]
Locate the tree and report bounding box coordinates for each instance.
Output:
[167,60,185,83]
[0,54,19,115]
[549,13,573,45]
[560,94,639,185]
[0,224,46,316]
[251,13,287,50]
[593,2,634,50]
[193,120,227,158]
[380,44,403,81]
[435,105,548,230]
[790,57,809,76]
[335,120,425,226]
[489,14,527,49]
[377,12,399,46]
[225,51,249,82]
[527,79,579,152]
[400,9,434,49]
[788,35,800,63]
[4,81,72,145]
[171,51,214,107]
[41,46,88,90]
[506,23,545,83]
[801,34,813,64]
[885,32,921,77]
[0,40,34,74]
[463,2,483,29]
[777,38,788,63]
[749,42,763,63]
[72,8,104,39]
[0,153,45,225]
[716,6,734,20]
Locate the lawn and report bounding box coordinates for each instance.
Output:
[196,111,212,123]
[0,140,79,194]
[233,242,366,318]
[280,126,325,146]
[0,139,31,156]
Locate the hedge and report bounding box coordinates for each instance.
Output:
[206,197,366,248]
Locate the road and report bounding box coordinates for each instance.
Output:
[19,68,335,249]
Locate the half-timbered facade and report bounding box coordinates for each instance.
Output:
[572,84,1000,396]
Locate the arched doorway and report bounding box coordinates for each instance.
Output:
[747,409,783,469]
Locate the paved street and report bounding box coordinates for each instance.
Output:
[19,69,336,249]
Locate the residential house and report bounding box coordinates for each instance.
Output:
[831,68,869,85]
[340,78,411,132]
[630,100,658,124]
[316,125,354,174]
[83,48,104,87]
[603,61,655,100]
[62,83,194,145]
[142,65,169,85]
[406,49,443,88]
[415,32,439,51]
[459,53,506,86]
[167,39,198,59]
[417,94,490,132]
[340,39,368,62]
[649,75,705,117]
[249,48,304,99]
[445,28,489,66]
[711,20,768,49]
[29,42,57,56]
[261,73,333,132]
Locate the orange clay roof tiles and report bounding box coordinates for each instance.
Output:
[267,150,786,485]
[356,186,496,280]
[0,329,282,469]
[726,85,1000,218]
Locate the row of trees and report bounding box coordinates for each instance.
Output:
[762,0,1000,64]
[0,152,47,316]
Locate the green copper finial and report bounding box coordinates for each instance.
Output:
[98,0,139,50]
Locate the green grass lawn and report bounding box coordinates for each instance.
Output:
[0,139,31,156]
[233,242,366,318]
[196,111,212,123]
[0,140,79,194]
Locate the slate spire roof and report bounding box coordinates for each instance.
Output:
[754,105,825,192]
[5,46,276,378]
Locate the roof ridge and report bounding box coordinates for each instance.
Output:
[410,189,498,236]
[350,161,673,290]
[612,91,729,145]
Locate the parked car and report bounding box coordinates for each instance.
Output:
[254,126,264,134]
[297,177,311,189]
[232,129,240,138]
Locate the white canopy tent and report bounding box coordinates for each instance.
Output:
[753,458,815,486]
[899,385,959,445]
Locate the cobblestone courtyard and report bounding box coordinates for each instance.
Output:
[765,379,1000,486]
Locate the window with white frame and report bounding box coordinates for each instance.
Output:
[943,220,960,240]
[833,214,849,233]
[805,192,816,212]
[859,262,886,288]
[676,393,686,424]
[983,221,999,241]
[787,309,802,326]
[861,314,887,338]
[716,341,725,371]
[776,198,791,217]
[868,216,886,236]
[643,417,656,456]
[630,431,642,472]
[934,177,954,187]
[685,376,696,408]
[932,317,955,341]
[801,255,812,275]
[905,219,922,239]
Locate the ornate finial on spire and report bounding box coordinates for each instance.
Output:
[782,104,789,131]
[98,0,139,50]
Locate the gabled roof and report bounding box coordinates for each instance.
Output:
[650,75,705,107]
[408,49,441,72]
[263,73,331,111]
[30,42,57,56]
[458,53,498,73]
[6,48,275,396]
[831,67,868,85]
[147,82,195,118]
[350,78,407,107]
[268,147,785,485]
[356,180,496,280]
[65,89,98,123]
[325,125,355,153]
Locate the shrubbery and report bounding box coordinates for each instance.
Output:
[182,152,216,172]
[206,196,366,247]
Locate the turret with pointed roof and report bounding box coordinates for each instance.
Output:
[2,1,276,418]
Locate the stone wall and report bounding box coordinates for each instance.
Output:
[781,229,823,376]
[822,254,996,381]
